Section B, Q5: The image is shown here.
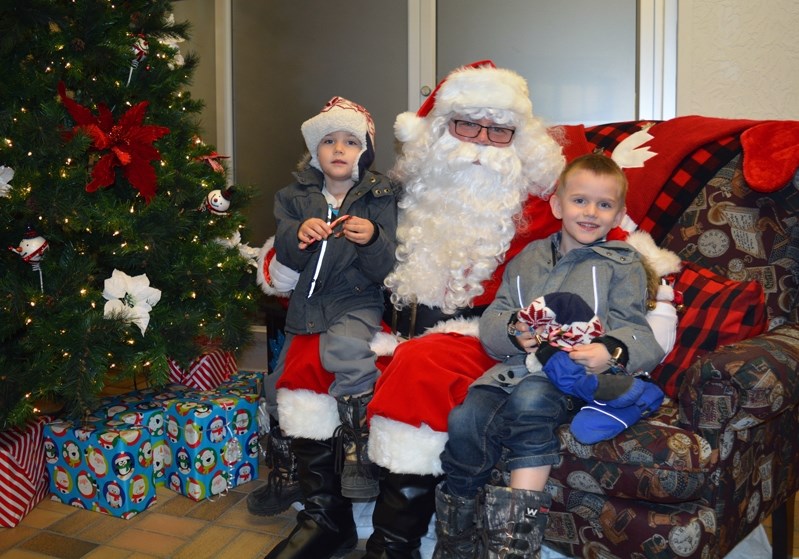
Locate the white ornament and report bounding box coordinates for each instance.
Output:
[204,187,233,215]
[0,165,14,198]
[102,269,162,335]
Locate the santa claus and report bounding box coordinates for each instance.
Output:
[258,61,565,559]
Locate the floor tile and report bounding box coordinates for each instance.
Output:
[137,514,207,540]
[46,511,101,537]
[209,530,271,559]
[18,532,98,559]
[0,526,37,552]
[74,514,133,544]
[0,549,58,558]
[185,492,245,522]
[169,524,239,559]
[105,528,186,558]
[81,546,134,559]
[15,507,70,531]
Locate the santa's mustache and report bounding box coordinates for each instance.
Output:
[434,134,522,179]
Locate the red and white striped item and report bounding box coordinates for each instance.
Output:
[0,417,49,527]
[168,350,237,390]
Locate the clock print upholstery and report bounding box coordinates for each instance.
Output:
[538,118,799,559]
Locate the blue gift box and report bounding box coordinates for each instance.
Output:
[216,370,262,398]
[163,391,259,501]
[43,419,158,519]
[94,385,197,487]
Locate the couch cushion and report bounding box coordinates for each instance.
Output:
[658,154,799,328]
[551,399,714,503]
[679,323,799,431]
[651,262,768,398]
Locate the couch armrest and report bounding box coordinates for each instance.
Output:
[678,323,799,432]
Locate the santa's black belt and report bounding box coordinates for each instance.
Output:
[383,299,487,339]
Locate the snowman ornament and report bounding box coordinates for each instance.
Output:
[9,225,49,291]
[202,187,233,215]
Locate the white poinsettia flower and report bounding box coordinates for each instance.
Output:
[0,165,14,198]
[214,230,242,249]
[102,269,162,335]
[161,14,185,69]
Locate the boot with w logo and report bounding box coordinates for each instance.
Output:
[478,485,550,559]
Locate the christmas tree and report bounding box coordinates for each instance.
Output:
[0,1,260,429]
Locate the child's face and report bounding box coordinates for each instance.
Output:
[317,130,362,185]
[550,168,625,254]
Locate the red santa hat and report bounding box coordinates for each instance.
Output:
[395,60,534,143]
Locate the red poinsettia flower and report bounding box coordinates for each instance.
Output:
[58,82,170,203]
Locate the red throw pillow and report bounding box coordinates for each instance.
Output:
[651,261,768,398]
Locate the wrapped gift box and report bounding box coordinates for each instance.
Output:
[43,419,157,519]
[95,384,196,487]
[219,370,262,397]
[167,350,237,390]
[0,417,50,527]
[163,391,259,501]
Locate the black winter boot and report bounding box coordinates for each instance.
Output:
[478,485,550,559]
[264,437,357,559]
[334,392,380,499]
[432,482,477,559]
[363,470,440,559]
[248,424,303,516]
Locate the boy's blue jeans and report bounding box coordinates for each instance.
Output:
[441,373,573,498]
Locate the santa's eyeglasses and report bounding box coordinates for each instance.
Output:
[452,120,515,144]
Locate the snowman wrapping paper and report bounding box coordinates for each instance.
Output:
[163,391,259,501]
[43,419,157,519]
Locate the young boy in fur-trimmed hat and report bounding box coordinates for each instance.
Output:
[253,97,398,519]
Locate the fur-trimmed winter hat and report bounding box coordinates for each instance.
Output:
[301,96,376,182]
[394,60,534,143]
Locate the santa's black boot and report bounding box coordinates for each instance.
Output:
[264,437,357,559]
[363,470,440,559]
[247,424,303,516]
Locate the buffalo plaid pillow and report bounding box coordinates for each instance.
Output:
[651,261,768,398]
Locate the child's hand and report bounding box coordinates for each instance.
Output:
[337,215,374,245]
[298,217,332,249]
[510,319,543,353]
[568,343,612,373]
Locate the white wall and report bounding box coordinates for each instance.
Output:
[171,0,218,144]
[677,0,799,119]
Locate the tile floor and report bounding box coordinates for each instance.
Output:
[0,464,330,559]
[0,478,795,559]
[1,463,798,558]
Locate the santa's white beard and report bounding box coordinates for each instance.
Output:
[385,135,529,314]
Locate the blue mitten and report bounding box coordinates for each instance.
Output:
[541,350,588,397]
[569,381,665,444]
[542,350,643,405]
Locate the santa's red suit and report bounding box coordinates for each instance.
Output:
[260,61,569,480]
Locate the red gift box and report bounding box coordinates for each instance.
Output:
[0,417,50,527]
[167,350,237,390]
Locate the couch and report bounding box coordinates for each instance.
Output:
[541,117,799,559]
[259,116,799,559]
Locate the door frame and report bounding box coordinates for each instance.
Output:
[214,0,677,183]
